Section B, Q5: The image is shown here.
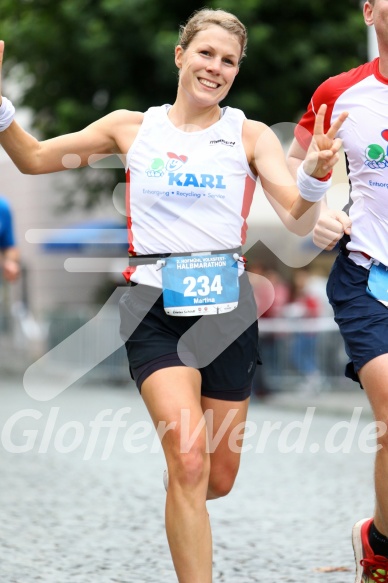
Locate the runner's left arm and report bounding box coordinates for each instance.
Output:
[247,104,347,235]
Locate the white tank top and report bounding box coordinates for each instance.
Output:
[124,104,257,287]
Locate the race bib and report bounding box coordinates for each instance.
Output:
[366,262,388,307]
[161,253,240,316]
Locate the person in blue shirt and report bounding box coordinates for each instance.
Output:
[0,196,20,281]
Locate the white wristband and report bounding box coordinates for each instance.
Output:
[297,163,332,203]
[0,96,15,132]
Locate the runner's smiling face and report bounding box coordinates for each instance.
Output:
[175,25,240,107]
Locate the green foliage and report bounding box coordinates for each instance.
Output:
[0,0,367,206]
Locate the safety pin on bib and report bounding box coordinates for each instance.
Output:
[233,253,245,263]
[156,259,166,271]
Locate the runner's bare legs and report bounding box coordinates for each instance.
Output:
[141,366,249,583]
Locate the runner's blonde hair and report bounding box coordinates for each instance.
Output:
[178,9,247,62]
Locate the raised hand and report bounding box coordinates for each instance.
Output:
[304,104,348,179]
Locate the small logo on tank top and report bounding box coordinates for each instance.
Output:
[364,130,388,170]
[146,152,188,177]
[209,139,235,147]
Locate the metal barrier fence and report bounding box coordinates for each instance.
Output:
[0,304,351,391]
[256,317,350,392]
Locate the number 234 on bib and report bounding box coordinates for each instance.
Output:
[161,253,240,316]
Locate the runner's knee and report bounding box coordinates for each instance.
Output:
[168,444,210,489]
[208,462,239,498]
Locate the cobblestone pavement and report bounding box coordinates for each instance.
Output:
[0,374,375,583]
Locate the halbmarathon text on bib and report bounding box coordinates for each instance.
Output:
[161,253,240,316]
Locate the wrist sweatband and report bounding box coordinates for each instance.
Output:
[0,96,15,132]
[297,163,332,203]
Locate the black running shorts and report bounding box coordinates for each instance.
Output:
[119,273,260,401]
[327,251,388,384]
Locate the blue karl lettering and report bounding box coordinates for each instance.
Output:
[168,172,226,189]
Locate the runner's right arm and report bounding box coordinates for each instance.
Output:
[0,41,141,175]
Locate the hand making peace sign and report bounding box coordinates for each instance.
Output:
[304,103,348,179]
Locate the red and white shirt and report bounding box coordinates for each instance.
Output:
[124,105,257,287]
[295,58,388,267]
